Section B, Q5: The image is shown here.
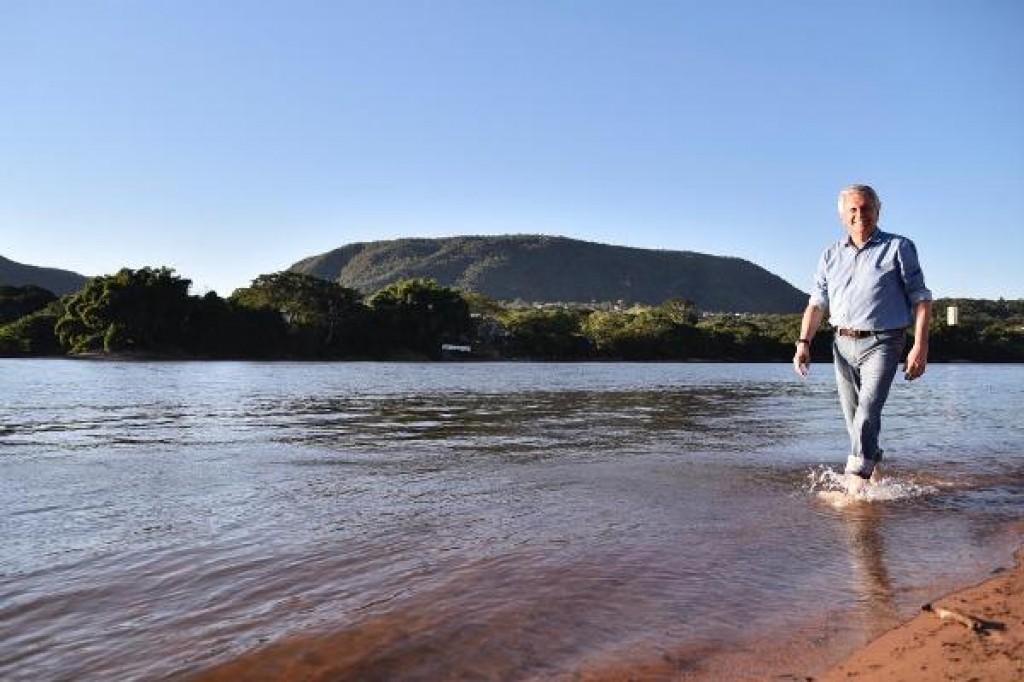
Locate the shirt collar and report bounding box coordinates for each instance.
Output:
[841,228,886,249]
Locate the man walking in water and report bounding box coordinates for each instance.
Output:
[794,184,932,495]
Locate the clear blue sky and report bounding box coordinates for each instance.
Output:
[2,0,1021,300]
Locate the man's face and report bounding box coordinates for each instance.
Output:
[840,192,879,237]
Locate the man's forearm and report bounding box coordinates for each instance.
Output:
[799,304,825,342]
[912,301,931,347]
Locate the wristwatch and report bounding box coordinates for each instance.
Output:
[795,338,810,347]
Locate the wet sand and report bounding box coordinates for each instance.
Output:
[818,547,1024,682]
[551,544,1024,681]
[183,546,1024,682]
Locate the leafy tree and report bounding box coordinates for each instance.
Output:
[461,291,506,317]
[368,279,473,357]
[185,291,288,358]
[582,303,704,359]
[662,299,700,325]
[55,267,192,353]
[230,272,367,356]
[583,309,664,359]
[696,315,796,360]
[499,308,591,359]
[0,302,63,356]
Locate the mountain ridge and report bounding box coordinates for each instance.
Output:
[290,235,806,313]
[0,255,90,296]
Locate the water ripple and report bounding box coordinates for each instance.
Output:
[2,361,1023,681]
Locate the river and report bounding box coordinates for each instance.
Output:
[2,360,1022,680]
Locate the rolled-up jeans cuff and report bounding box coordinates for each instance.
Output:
[845,455,877,479]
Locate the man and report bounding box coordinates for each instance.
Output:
[794,184,932,495]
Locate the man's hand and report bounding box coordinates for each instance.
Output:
[793,343,811,377]
[794,304,824,378]
[904,343,928,381]
[905,300,931,381]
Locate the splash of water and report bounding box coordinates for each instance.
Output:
[806,466,938,504]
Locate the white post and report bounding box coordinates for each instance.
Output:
[946,305,959,326]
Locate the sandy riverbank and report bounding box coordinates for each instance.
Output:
[817,548,1024,681]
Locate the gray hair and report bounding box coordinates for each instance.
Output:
[837,184,881,213]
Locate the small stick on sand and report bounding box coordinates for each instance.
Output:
[921,603,985,632]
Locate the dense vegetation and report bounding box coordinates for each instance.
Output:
[927,298,1024,362]
[1,270,1022,362]
[0,267,473,360]
[289,235,807,314]
[1,285,57,326]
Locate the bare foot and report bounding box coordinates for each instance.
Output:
[845,473,867,496]
[870,464,883,484]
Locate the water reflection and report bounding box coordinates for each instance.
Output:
[837,505,899,636]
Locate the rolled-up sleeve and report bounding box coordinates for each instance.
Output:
[898,239,932,305]
[808,250,830,309]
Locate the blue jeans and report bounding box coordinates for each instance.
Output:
[833,330,905,479]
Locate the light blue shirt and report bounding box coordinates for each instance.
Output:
[809,229,931,330]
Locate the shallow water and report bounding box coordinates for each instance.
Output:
[1,360,1022,681]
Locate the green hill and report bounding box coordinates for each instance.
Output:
[290,235,806,313]
[0,255,89,296]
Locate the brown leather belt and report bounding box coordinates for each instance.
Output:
[837,328,876,338]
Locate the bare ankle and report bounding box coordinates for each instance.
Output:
[845,473,867,495]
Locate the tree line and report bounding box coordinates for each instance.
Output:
[1,269,1023,361]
